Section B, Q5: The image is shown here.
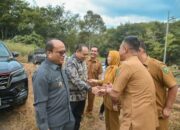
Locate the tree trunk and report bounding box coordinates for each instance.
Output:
[1,29,4,40]
[4,27,7,39]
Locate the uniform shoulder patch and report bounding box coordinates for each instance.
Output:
[115,68,120,77]
[161,66,169,74]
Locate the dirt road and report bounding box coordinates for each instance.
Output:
[0,63,37,130]
[0,63,179,130]
[0,63,105,130]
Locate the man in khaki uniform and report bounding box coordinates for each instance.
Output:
[86,46,102,116]
[96,36,158,130]
[138,41,178,130]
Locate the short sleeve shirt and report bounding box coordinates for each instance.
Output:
[113,56,157,130]
[144,57,177,117]
[87,58,102,79]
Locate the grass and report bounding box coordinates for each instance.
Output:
[4,40,36,56]
[81,97,105,130]
[98,56,105,62]
[3,40,37,63]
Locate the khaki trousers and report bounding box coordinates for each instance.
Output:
[105,107,120,130]
[156,118,168,130]
[86,91,95,114]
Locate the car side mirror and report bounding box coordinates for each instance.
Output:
[12,51,19,57]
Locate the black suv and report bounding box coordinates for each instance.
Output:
[0,41,28,109]
[28,48,46,64]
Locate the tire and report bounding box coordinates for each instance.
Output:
[28,55,33,62]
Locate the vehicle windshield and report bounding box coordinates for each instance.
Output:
[0,43,11,57]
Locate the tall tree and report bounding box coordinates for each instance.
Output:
[78,10,106,47]
[0,0,29,39]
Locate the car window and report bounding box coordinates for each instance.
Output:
[0,43,10,57]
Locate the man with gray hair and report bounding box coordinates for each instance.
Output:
[33,39,74,130]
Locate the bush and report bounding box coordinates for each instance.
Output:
[5,40,36,56]
[12,32,44,47]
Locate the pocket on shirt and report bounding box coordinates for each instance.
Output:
[50,78,64,88]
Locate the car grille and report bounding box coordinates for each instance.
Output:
[0,73,10,89]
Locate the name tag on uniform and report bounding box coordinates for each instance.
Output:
[51,78,64,88]
[58,81,63,87]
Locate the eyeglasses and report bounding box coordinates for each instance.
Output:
[53,50,66,56]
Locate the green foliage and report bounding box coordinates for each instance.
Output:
[78,10,106,46]
[98,21,180,65]
[165,33,180,65]
[0,0,179,65]
[80,10,106,34]
[0,0,29,39]
[12,32,44,47]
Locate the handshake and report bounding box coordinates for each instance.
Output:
[87,79,113,96]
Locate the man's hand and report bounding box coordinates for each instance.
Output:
[92,83,113,96]
[87,79,98,86]
[88,79,98,83]
[162,107,172,119]
[98,83,112,96]
[103,83,113,93]
[92,86,106,96]
[98,88,106,96]
[92,87,100,95]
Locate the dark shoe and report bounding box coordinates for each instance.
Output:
[99,113,104,121]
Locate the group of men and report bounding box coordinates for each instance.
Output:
[32,36,178,130]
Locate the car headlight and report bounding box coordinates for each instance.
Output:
[11,68,25,77]
[5,68,25,88]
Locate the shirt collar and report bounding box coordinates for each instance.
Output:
[45,59,61,70]
[88,58,97,62]
[73,54,83,63]
[126,56,138,61]
[143,56,150,67]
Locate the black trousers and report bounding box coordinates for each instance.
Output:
[70,100,86,130]
[99,102,104,114]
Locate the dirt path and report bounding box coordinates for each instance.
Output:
[0,63,179,130]
[0,63,105,130]
[169,92,180,130]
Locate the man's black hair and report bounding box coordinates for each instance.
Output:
[139,40,147,53]
[123,36,140,52]
[91,45,98,51]
[45,39,55,52]
[75,44,87,52]
[105,55,108,67]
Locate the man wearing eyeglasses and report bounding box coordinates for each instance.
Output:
[32,39,74,130]
[65,44,92,130]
